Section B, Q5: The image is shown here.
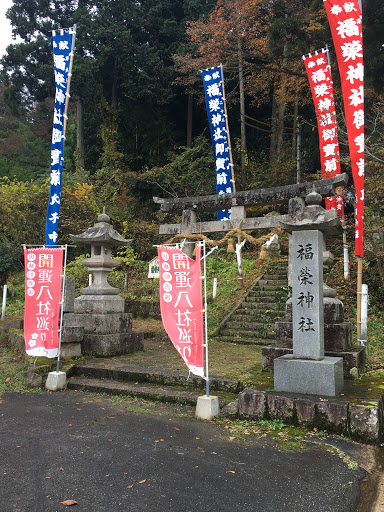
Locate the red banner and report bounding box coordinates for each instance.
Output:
[157,245,204,377]
[323,0,364,256]
[303,49,343,217]
[24,248,63,358]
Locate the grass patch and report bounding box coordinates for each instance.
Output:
[0,332,28,395]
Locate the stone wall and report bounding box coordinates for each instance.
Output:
[223,388,384,444]
[124,299,161,319]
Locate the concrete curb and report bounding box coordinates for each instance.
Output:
[232,388,384,445]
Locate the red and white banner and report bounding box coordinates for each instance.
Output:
[303,49,343,217]
[323,0,364,256]
[24,248,63,358]
[157,245,204,377]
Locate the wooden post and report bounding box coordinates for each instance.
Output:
[231,205,246,287]
[356,257,363,343]
[180,209,196,258]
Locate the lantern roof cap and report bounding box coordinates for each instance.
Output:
[70,208,132,247]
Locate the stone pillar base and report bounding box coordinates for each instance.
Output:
[45,371,67,391]
[195,395,220,420]
[274,355,344,396]
[81,332,144,356]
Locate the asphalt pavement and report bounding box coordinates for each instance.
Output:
[0,390,366,512]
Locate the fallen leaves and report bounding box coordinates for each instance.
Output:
[127,479,147,489]
[61,500,77,506]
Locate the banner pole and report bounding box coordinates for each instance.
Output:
[62,25,77,142]
[202,240,210,397]
[56,244,68,373]
[220,64,236,193]
[219,64,244,284]
[356,256,363,344]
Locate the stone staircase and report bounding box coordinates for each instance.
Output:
[215,260,289,345]
[66,362,241,407]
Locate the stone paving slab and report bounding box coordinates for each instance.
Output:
[67,377,230,407]
[69,363,243,393]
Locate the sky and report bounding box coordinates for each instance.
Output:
[0,0,17,59]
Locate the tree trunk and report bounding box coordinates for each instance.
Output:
[187,91,193,148]
[111,59,118,132]
[238,37,247,190]
[271,44,288,181]
[269,82,278,169]
[291,96,298,160]
[76,97,84,168]
[276,47,288,168]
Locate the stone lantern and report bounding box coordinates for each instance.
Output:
[70,208,132,313]
[62,210,143,356]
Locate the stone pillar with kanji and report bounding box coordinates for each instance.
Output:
[274,191,344,396]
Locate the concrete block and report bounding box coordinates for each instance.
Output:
[296,399,316,426]
[61,325,84,343]
[24,367,43,388]
[195,395,220,420]
[60,343,82,358]
[64,312,132,334]
[316,401,348,433]
[261,345,291,372]
[286,298,346,323]
[8,331,25,352]
[45,371,67,391]
[349,402,382,443]
[274,355,344,397]
[266,394,295,422]
[275,321,293,348]
[275,321,353,351]
[222,399,239,417]
[63,277,76,313]
[263,345,365,377]
[326,346,367,376]
[81,332,144,356]
[74,295,125,314]
[324,323,353,351]
[238,388,266,418]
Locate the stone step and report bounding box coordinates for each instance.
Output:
[247,289,278,297]
[215,336,272,346]
[67,377,230,407]
[70,364,242,393]
[226,321,270,330]
[257,280,288,287]
[233,310,285,319]
[265,267,288,274]
[260,275,287,282]
[257,284,288,291]
[243,298,276,306]
[223,328,275,339]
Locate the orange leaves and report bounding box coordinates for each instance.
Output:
[61,500,77,506]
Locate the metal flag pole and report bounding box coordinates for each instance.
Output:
[200,243,218,397]
[202,240,210,397]
[356,0,363,343]
[62,25,77,142]
[56,244,68,373]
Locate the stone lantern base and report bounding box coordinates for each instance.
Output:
[63,295,144,356]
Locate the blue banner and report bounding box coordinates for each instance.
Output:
[201,65,234,220]
[45,31,73,246]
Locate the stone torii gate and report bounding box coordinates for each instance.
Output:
[153,174,348,248]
